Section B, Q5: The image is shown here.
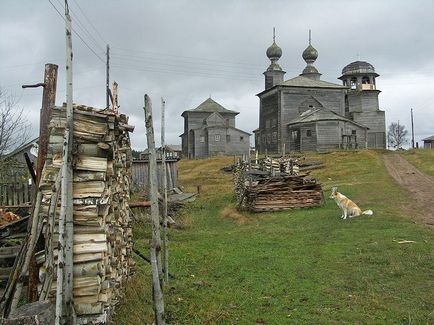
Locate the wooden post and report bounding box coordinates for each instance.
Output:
[56,3,74,323]
[27,63,58,303]
[161,98,169,283]
[37,64,58,185]
[106,44,110,109]
[112,81,118,111]
[411,108,415,149]
[143,95,165,324]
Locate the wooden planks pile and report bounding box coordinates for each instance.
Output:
[243,174,323,212]
[37,104,134,322]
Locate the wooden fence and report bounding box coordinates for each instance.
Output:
[0,182,34,206]
[132,158,178,192]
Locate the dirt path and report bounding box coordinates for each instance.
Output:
[382,154,434,226]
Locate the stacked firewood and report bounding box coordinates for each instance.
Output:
[37,104,134,320]
[243,174,323,212]
[234,157,323,212]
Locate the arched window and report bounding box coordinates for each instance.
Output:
[362,76,370,84]
[350,77,357,89]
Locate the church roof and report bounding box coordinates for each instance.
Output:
[183,98,238,115]
[287,107,367,128]
[281,75,346,89]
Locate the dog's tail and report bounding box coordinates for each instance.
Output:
[362,209,373,216]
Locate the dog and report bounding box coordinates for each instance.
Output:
[330,187,373,219]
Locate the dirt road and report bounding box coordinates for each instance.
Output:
[382,154,434,226]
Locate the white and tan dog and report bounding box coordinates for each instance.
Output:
[330,187,373,219]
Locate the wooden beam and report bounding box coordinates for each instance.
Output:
[143,94,165,324]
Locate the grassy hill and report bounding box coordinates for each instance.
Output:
[114,150,434,324]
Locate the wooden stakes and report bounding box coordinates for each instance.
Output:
[143,95,165,324]
[161,98,169,283]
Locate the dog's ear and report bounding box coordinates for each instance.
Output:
[331,187,337,195]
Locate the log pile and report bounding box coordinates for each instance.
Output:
[37,104,134,321]
[234,157,324,212]
[243,174,323,212]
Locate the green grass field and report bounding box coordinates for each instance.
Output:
[400,149,434,178]
[113,150,433,324]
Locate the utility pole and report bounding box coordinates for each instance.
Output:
[56,0,74,323]
[106,44,110,109]
[411,108,415,149]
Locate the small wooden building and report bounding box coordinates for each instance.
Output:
[287,107,368,151]
[422,135,434,149]
[132,148,179,191]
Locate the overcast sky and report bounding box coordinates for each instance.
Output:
[1,0,433,150]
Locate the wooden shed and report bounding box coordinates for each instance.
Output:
[422,135,434,149]
[132,151,179,192]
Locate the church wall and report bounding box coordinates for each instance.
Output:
[352,111,385,148]
[347,91,379,112]
[300,123,317,152]
[225,128,250,156]
[193,129,208,159]
[259,92,279,153]
[191,126,250,158]
[281,88,345,118]
[316,120,341,151]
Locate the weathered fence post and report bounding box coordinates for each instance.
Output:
[56,4,74,324]
[161,98,169,283]
[144,95,165,324]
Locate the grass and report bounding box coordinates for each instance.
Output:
[400,149,434,177]
[113,150,434,324]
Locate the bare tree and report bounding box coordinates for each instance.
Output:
[0,87,31,180]
[387,122,408,149]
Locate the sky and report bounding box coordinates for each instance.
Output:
[1,0,434,150]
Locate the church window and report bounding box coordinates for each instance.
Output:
[350,78,357,89]
[265,119,271,129]
[215,135,221,142]
[240,136,244,141]
[352,130,356,135]
[272,132,277,143]
[345,95,349,113]
[267,134,271,144]
[272,119,277,128]
[362,76,370,84]
[306,130,312,137]
[226,135,231,142]
[199,136,205,143]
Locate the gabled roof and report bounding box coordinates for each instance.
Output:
[422,135,434,141]
[287,107,367,129]
[281,75,346,89]
[5,137,39,158]
[205,125,251,136]
[182,98,238,115]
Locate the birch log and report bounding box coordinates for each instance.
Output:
[55,9,74,325]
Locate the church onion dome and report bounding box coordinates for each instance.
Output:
[302,44,318,63]
[266,41,282,60]
[341,61,377,76]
